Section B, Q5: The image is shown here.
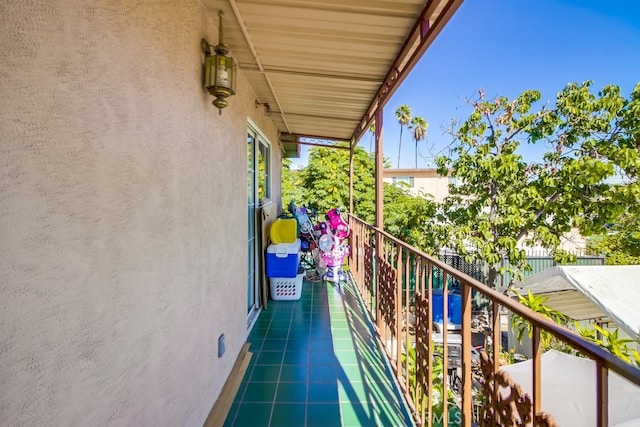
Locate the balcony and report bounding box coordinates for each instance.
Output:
[223,274,413,426]
[224,215,640,427]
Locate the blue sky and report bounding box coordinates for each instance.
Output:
[295,0,640,169]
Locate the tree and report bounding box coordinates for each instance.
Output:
[296,143,376,220]
[435,82,640,290]
[281,144,439,252]
[368,123,376,153]
[587,211,640,264]
[395,105,412,169]
[281,157,305,207]
[384,183,439,253]
[410,116,428,168]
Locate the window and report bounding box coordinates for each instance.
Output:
[392,176,414,187]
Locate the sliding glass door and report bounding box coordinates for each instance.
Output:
[247,124,270,325]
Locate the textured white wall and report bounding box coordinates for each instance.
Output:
[0,0,279,425]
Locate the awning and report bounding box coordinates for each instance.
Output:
[514,265,640,340]
[204,0,463,148]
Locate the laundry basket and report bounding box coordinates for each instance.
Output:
[270,272,305,301]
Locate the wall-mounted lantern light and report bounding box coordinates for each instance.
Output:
[202,11,237,114]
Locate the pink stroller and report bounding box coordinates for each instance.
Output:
[315,208,350,283]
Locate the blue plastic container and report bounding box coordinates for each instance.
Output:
[431,289,462,325]
[266,239,301,278]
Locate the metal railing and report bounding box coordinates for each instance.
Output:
[348,214,640,427]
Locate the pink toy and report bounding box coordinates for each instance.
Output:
[326,208,350,240]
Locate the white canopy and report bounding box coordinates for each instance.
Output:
[514,265,640,340]
[501,349,640,426]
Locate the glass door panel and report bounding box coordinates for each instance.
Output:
[247,124,271,326]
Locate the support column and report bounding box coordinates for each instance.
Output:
[374,107,384,331]
[349,139,354,214]
[375,108,384,229]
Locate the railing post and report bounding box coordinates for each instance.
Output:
[461,282,472,427]
[348,140,354,214]
[374,108,383,230]
[597,362,608,427]
[373,230,384,333]
[396,245,403,376]
[404,251,411,383]
[532,326,542,421]
[492,300,501,425]
[442,271,449,426]
[427,263,433,426]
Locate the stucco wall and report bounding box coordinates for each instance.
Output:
[383,169,451,202]
[0,0,279,425]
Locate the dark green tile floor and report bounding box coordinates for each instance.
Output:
[224,278,414,427]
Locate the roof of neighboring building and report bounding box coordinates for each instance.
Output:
[383,168,449,177]
[514,265,640,340]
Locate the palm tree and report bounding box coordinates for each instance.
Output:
[368,123,375,153]
[410,116,428,168]
[395,105,412,168]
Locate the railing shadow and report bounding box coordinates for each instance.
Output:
[331,279,414,426]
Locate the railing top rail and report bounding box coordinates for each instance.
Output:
[348,213,640,387]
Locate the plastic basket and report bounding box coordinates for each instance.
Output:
[270,218,298,244]
[270,272,304,301]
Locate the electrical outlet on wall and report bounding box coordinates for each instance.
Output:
[218,334,225,358]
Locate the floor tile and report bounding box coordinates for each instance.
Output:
[260,339,287,351]
[332,328,354,339]
[309,364,338,383]
[255,351,284,365]
[309,339,334,351]
[222,402,239,427]
[271,403,306,426]
[335,350,360,365]
[375,401,413,427]
[275,382,307,403]
[242,382,277,403]
[307,403,341,427]
[280,365,309,382]
[332,338,356,351]
[283,350,309,365]
[288,329,310,340]
[227,402,272,427]
[308,381,340,402]
[226,278,414,426]
[340,402,379,427]
[249,365,281,382]
[265,328,289,339]
[269,319,292,329]
[309,350,336,365]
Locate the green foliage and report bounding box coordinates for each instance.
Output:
[281,144,440,253]
[401,345,418,390]
[510,290,570,350]
[384,183,439,254]
[586,211,640,264]
[395,105,412,168]
[411,116,429,168]
[281,158,305,207]
[368,123,376,153]
[512,290,640,368]
[575,323,640,368]
[436,82,640,289]
[402,347,459,426]
[293,143,376,220]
